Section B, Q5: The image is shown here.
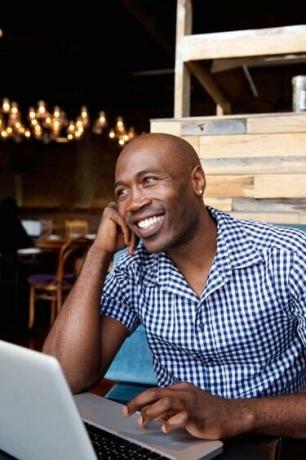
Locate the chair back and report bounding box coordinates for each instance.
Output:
[54,237,91,311]
[55,237,91,284]
[64,219,89,239]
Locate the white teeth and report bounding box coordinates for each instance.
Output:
[138,215,163,229]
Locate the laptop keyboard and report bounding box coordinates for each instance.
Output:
[85,422,170,459]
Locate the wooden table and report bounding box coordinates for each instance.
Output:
[35,237,67,252]
[35,234,95,252]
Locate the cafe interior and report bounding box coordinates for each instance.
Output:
[1,1,306,458]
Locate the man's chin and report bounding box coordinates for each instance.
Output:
[142,237,167,254]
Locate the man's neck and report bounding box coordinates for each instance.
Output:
[166,209,217,297]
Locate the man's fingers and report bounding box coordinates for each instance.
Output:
[162,411,189,433]
[123,387,165,416]
[139,397,180,427]
[114,214,131,247]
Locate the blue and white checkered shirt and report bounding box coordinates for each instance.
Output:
[100,207,306,399]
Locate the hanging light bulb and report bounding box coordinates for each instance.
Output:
[2,98,10,113]
[80,105,89,128]
[92,111,107,134]
[107,115,136,146]
[0,97,137,145]
[36,100,48,120]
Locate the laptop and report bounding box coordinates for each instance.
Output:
[0,340,223,460]
[21,220,43,238]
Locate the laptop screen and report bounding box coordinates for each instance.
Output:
[21,220,43,238]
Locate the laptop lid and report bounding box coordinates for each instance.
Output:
[21,220,43,238]
[0,341,223,460]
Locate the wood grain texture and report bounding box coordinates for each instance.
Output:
[199,133,306,158]
[180,26,306,61]
[201,157,306,175]
[247,114,306,133]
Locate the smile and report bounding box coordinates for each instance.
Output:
[137,215,164,229]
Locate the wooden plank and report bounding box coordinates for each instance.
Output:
[232,198,306,213]
[150,121,182,135]
[174,61,191,118]
[187,61,231,114]
[211,54,306,73]
[182,118,246,136]
[151,112,300,123]
[205,175,254,198]
[205,197,232,211]
[247,114,306,133]
[180,26,306,61]
[230,212,306,224]
[174,0,192,117]
[202,156,306,175]
[254,174,306,198]
[199,133,306,158]
[182,135,200,150]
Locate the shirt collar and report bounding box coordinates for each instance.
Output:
[207,206,263,270]
[139,207,263,298]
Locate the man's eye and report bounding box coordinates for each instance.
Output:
[143,176,157,184]
[116,189,128,199]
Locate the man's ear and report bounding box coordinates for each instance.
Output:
[191,165,206,196]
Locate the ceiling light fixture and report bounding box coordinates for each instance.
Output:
[0,98,136,146]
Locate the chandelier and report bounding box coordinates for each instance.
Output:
[0,98,136,146]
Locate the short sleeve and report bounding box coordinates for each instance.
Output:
[100,267,140,334]
[289,246,306,344]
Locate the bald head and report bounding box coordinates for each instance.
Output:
[117,133,201,176]
[113,133,208,254]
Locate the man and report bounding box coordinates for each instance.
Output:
[44,133,306,440]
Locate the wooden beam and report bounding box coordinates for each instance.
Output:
[211,54,306,73]
[174,0,192,117]
[187,61,231,114]
[180,26,306,61]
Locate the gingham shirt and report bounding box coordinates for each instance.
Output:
[100,207,306,399]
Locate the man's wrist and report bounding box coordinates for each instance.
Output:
[88,243,114,265]
[225,398,257,436]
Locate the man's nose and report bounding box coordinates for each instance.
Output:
[126,188,151,212]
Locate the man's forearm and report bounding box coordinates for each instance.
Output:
[43,243,113,392]
[238,390,306,438]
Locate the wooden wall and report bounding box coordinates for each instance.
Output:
[151,112,306,224]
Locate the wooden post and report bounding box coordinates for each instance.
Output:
[174,0,192,118]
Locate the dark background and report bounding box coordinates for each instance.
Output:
[0,0,306,207]
[1,0,306,129]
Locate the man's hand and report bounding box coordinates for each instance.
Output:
[94,202,138,255]
[122,382,254,440]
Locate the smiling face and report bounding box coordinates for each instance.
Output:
[114,134,206,253]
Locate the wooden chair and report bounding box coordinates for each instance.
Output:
[64,219,89,239]
[27,237,91,329]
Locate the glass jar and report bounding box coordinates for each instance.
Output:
[292,75,306,112]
